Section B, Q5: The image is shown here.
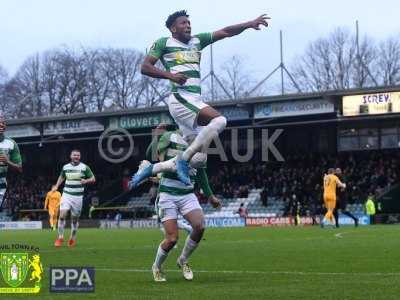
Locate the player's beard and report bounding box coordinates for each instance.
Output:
[0,133,4,142]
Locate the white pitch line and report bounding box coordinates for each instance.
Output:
[334,231,358,239]
[96,268,400,277]
[334,232,344,238]
[40,238,325,253]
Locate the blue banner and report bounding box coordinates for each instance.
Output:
[322,214,370,226]
[218,106,249,121]
[254,98,334,119]
[338,214,370,225]
[205,217,246,228]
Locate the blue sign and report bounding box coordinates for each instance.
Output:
[338,214,370,225]
[322,214,370,226]
[254,99,334,119]
[218,106,249,121]
[205,217,245,228]
[50,267,95,293]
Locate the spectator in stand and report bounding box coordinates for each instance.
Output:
[122,169,131,192]
[237,203,248,218]
[237,185,249,198]
[260,188,268,207]
[114,210,122,228]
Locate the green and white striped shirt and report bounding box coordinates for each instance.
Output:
[148,33,214,99]
[0,137,22,191]
[60,162,94,198]
[157,131,196,196]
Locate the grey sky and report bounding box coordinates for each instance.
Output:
[1,0,399,89]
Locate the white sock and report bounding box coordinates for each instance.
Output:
[152,158,176,174]
[57,219,65,238]
[179,237,199,264]
[154,244,169,269]
[182,116,227,161]
[70,221,79,240]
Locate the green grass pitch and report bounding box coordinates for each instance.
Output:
[1,225,400,300]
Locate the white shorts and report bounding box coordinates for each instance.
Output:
[60,194,83,217]
[156,192,202,223]
[168,92,208,140]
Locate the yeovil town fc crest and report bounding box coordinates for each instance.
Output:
[0,253,42,293]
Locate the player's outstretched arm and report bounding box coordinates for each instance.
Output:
[54,176,65,191]
[212,14,270,42]
[141,56,188,85]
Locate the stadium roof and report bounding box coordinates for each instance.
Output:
[6,85,400,125]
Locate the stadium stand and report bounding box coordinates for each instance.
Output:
[3,148,398,220]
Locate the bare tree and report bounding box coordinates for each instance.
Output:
[0,65,7,85]
[0,65,12,117]
[377,36,400,86]
[330,28,356,89]
[202,55,260,101]
[221,56,252,99]
[141,74,170,107]
[51,48,88,114]
[103,48,145,109]
[82,48,111,112]
[352,35,378,88]
[290,28,368,92]
[201,76,225,102]
[3,79,33,118]
[9,54,47,117]
[42,50,60,115]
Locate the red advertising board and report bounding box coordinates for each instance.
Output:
[246,217,313,227]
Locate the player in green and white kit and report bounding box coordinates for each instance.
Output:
[136,128,220,282]
[53,149,95,248]
[0,117,23,211]
[140,10,270,185]
[143,124,194,235]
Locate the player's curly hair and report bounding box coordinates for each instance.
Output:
[165,10,189,29]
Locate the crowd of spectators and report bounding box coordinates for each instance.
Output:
[3,150,400,218]
[209,150,400,215]
[4,172,113,219]
[7,175,50,211]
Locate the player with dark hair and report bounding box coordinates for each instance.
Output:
[133,126,220,282]
[333,168,358,227]
[0,116,23,212]
[138,10,270,186]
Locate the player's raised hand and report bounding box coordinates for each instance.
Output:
[169,73,188,85]
[249,14,270,30]
[209,195,222,209]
